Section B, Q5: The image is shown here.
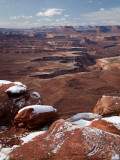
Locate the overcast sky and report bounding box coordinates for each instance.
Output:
[0,0,120,28]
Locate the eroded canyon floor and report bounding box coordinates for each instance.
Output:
[0,28,120,119]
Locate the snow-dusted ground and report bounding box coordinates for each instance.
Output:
[44,119,120,157]
[0,145,19,160]
[18,105,57,115]
[0,131,45,160]
[66,113,102,122]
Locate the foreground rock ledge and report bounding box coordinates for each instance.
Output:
[9,120,120,160]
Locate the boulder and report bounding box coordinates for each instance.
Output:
[0,80,26,95]
[90,116,120,135]
[0,80,43,125]
[93,95,120,116]
[0,93,12,125]
[10,120,120,160]
[6,85,26,95]
[14,105,59,129]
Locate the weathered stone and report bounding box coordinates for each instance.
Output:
[9,120,120,160]
[90,116,120,135]
[93,95,120,116]
[14,105,59,129]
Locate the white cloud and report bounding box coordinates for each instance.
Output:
[22,15,33,19]
[9,16,19,20]
[56,18,66,22]
[43,18,52,21]
[36,8,64,17]
[37,18,52,22]
[61,18,66,21]
[81,7,120,25]
[73,17,81,20]
[0,21,43,28]
[64,14,69,17]
[9,15,33,20]
[100,8,105,12]
[88,0,93,3]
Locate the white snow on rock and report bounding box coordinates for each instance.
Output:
[72,119,91,126]
[102,116,120,130]
[45,120,120,156]
[0,145,19,160]
[0,80,27,94]
[0,80,12,87]
[0,131,45,160]
[102,95,120,100]
[30,92,40,98]
[6,85,26,94]
[111,154,120,160]
[13,82,26,88]
[21,131,45,145]
[18,105,57,114]
[66,113,102,122]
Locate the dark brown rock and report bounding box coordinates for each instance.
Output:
[0,93,12,125]
[93,96,120,116]
[9,120,120,160]
[14,106,59,129]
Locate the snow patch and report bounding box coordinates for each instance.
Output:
[72,119,91,126]
[0,80,12,87]
[18,105,57,114]
[6,85,26,94]
[30,92,40,98]
[102,116,120,130]
[21,131,45,145]
[13,82,26,88]
[0,145,19,160]
[102,95,120,100]
[111,154,120,160]
[67,113,102,122]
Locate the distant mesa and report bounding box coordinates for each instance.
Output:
[58,26,77,34]
[93,25,120,33]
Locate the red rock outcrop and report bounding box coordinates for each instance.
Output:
[58,26,77,34]
[90,117,120,135]
[93,95,120,116]
[9,120,120,160]
[14,105,59,129]
[0,80,42,125]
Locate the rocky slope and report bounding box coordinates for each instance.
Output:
[0,81,120,159]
